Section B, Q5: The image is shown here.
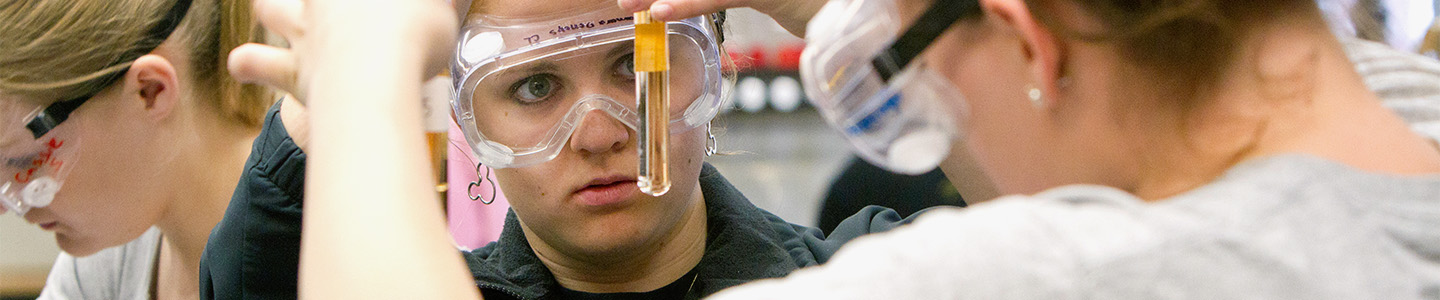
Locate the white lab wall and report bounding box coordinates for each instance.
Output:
[1,215,61,295]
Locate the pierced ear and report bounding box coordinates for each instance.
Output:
[126,55,181,120]
[981,0,1067,101]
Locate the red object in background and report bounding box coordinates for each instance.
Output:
[724,43,806,72]
[748,46,766,70]
[775,44,805,71]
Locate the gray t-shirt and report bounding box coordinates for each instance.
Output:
[37,227,159,300]
[712,154,1440,299]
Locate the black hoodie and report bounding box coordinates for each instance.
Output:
[463,163,924,300]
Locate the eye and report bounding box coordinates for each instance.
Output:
[614,53,636,79]
[510,74,561,104]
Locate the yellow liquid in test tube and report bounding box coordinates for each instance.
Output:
[635,11,670,196]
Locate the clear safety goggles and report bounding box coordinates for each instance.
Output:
[451,2,725,168]
[0,94,82,215]
[800,0,979,174]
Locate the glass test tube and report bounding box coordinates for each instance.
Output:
[423,75,453,212]
[635,11,670,196]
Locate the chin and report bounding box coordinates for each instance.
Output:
[567,218,659,258]
[55,234,106,257]
[53,226,143,258]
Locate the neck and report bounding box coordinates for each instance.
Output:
[536,184,708,293]
[153,119,257,298]
[1129,20,1440,199]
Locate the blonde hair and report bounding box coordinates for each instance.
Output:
[0,0,269,128]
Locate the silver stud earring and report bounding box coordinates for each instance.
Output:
[1026,84,1044,109]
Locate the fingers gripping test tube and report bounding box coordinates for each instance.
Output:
[635,11,670,196]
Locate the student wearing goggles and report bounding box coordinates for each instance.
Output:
[1,0,269,299]
[454,1,911,298]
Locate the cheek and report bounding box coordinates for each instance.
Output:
[670,126,708,170]
[664,128,707,204]
[493,168,552,213]
[49,121,166,235]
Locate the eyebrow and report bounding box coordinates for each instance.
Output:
[604,40,635,60]
[492,62,562,81]
[486,41,634,83]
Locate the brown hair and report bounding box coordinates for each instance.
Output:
[0,0,269,128]
[1022,0,1315,101]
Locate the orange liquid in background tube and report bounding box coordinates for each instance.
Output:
[635,11,670,196]
[424,75,452,212]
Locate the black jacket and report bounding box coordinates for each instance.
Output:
[199,100,305,300]
[464,163,916,300]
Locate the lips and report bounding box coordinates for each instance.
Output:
[23,212,58,231]
[573,175,639,207]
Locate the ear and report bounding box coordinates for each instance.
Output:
[123,55,182,121]
[980,0,1066,103]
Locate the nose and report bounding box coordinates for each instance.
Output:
[568,109,631,155]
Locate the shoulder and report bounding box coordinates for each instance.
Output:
[781,205,928,265]
[39,228,161,300]
[239,98,307,203]
[712,165,1439,299]
[208,98,304,244]
[199,99,306,299]
[461,241,500,262]
[709,189,1171,300]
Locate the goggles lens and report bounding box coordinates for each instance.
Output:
[0,96,79,215]
[799,0,972,174]
[467,36,709,148]
[454,4,724,168]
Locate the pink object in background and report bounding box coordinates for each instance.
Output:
[447,119,511,250]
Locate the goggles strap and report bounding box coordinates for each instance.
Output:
[870,0,981,82]
[25,0,194,138]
